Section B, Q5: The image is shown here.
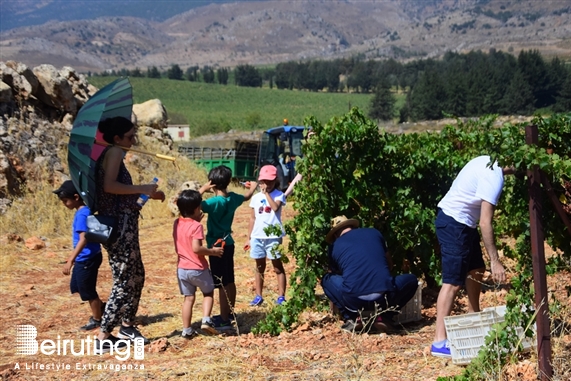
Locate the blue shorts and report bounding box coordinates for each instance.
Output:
[70,252,102,301]
[177,268,215,296]
[209,244,235,288]
[435,209,485,286]
[250,238,282,260]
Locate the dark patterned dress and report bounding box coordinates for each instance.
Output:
[96,146,145,333]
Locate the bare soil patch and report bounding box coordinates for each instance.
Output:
[1,204,569,380]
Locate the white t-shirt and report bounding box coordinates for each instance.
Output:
[249,189,286,238]
[437,155,504,228]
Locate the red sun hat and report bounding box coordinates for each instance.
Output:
[258,165,277,181]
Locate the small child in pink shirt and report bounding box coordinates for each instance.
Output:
[173,190,224,338]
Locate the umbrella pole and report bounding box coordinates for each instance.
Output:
[95,141,176,162]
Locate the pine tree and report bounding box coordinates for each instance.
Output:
[553,69,571,112]
[368,78,395,121]
[147,66,160,79]
[202,66,215,83]
[167,64,183,80]
[500,69,535,115]
[518,50,550,108]
[409,70,446,120]
[217,68,228,85]
[234,65,262,87]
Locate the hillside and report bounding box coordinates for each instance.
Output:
[1,0,570,72]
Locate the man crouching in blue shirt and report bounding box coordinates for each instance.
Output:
[321,215,418,333]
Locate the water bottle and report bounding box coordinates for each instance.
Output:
[137,177,159,207]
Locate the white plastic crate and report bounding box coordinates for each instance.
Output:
[395,281,423,324]
[445,306,536,365]
[444,309,501,365]
[483,306,536,352]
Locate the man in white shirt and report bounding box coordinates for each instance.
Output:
[431,155,514,357]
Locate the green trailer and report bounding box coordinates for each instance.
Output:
[177,139,259,181]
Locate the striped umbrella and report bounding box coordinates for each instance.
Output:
[67,77,132,210]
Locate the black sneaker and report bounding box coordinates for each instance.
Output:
[80,317,101,331]
[201,319,218,335]
[117,325,150,345]
[213,314,235,323]
[213,317,234,331]
[94,335,128,354]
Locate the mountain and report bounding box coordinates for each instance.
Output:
[0,0,242,31]
[1,0,570,73]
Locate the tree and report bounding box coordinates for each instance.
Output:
[234,65,262,87]
[294,62,313,90]
[217,68,229,85]
[553,69,571,113]
[500,69,535,115]
[443,72,467,117]
[186,66,199,82]
[202,66,215,83]
[275,61,298,90]
[147,66,161,79]
[409,70,447,120]
[131,67,143,77]
[325,61,341,92]
[517,50,550,108]
[546,56,568,107]
[368,78,395,121]
[167,64,183,80]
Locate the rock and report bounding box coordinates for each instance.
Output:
[0,61,175,215]
[0,199,12,216]
[181,181,201,191]
[294,322,311,333]
[0,81,13,103]
[148,337,168,353]
[5,61,39,94]
[168,181,202,216]
[133,99,168,129]
[1,232,22,244]
[33,64,76,113]
[0,62,33,99]
[25,236,45,250]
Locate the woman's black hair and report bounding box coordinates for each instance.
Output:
[98,116,135,144]
[177,189,202,218]
[208,165,232,191]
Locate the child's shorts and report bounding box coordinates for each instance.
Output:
[70,252,102,301]
[177,268,215,296]
[209,244,235,288]
[250,238,282,260]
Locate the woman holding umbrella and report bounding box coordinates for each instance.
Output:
[94,116,165,353]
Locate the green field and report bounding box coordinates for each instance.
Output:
[88,77,374,136]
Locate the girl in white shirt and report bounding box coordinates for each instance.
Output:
[247,165,287,306]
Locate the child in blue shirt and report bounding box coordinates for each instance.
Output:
[53,180,104,331]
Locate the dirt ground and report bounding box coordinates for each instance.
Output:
[1,203,570,381]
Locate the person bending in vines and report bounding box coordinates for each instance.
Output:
[322,215,419,333]
[431,155,514,358]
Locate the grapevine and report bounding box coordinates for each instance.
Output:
[253,108,571,378]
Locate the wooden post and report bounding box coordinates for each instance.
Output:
[525,124,552,380]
